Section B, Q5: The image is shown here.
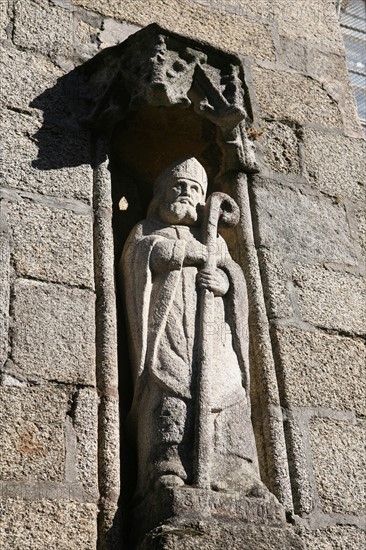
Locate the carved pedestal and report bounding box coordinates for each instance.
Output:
[133,486,305,549]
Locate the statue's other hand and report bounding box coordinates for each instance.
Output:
[197,268,229,297]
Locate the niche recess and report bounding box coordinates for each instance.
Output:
[83,23,292,512]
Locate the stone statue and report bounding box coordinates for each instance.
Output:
[121,157,261,503]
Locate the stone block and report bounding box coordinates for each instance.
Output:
[0,0,10,39]
[73,388,99,498]
[309,418,365,515]
[273,325,365,415]
[356,208,366,263]
[257,249,293,320]
[138,522,305,550]
[0,203,10,369]
[98,18,141,49]
[73,0,275,61]
[74,17,99,62]
[252,66,342,127]
[0,108,92,202]
[11,279,95,386]
[292,266,366,334]
[0,499,97,550]
[299,526,366,550]
[0,387,68,481]
[0,44,63,115]
[13,0,73,59]
[302,128,366,203]
[260,122,300,174]
[252,179,357,265]
[8,199,94,288]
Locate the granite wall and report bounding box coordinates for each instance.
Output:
[0,1,364,548]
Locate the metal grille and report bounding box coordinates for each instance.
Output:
[340,0,366,126]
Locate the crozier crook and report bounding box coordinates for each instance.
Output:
[195,192,240,488]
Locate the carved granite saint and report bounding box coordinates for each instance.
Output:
[121,157,261,501]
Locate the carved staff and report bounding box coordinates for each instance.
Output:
[194,192,240,489]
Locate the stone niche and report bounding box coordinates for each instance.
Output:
[82,23,300,550]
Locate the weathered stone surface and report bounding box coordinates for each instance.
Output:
[122,158,260,509]
[260,122,300,174]
[299,525,366,550]
[0,202,10,369]
[74,16,100,61]
[302,128,366,203]
[252,180,357,265]
[257,249,293,320]
[252,66,342,127]
[0,0,10,39]
[0,499,97,550]
[11,279,95,385]
[98,18,141,49]
[0,387,68,481]
[138,521,305,550]
[308,49,349,83]
[73,0,275,61]
[292,266,366,334]
[273,325,365,415]
[0,44,63,115]
[0,109,92,202]
[8,199,94,288]
[309,418,365,515]
[13,0,73,59]
[356,208,366,262]
[73,388,99,498]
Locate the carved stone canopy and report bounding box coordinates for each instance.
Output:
[82,23,258,177]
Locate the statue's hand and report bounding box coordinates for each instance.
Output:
[197,268,229,297]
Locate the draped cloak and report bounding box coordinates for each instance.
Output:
[121,217,251,428]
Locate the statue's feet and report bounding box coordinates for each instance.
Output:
[155,474,185,490]
[211,474,268,498]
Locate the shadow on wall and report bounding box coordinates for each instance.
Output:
[30,67,95,172]
[30,65,129,549]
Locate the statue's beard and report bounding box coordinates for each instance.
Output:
[159,200,199,226]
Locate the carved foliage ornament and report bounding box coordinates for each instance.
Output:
[82,23,258,174]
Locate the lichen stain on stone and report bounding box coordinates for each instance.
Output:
[17,427,46,457]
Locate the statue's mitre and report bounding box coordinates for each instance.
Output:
[154,157,208,193]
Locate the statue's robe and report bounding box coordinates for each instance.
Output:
[121,218,258,493]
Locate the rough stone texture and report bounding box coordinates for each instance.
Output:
[0,499,97,550]
[0,387,68,481]
[8,199,94,288]
[74,0,343,53]
[0,202,10,370]
[309,418,365,516]
[257,249,293,320]
[302,128,366,203]
[73,0,276,61]
[73,388,99,498]
[74,17,99,61]
[0,108,92,202]
[13,0,73,59]
[355,208,366,262]
[98,18,141,49]
[0,44,63,116]
[299,526,366,550]
[260,122,301,174]
[252,179,357,265]
[138,521,305,550]
[292,266,366,334]
[0,0,10,39]
[11,279,95,385]
[273,325,365,415]
[252,66,342,127]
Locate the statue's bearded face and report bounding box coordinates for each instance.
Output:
[159,178,205,225]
